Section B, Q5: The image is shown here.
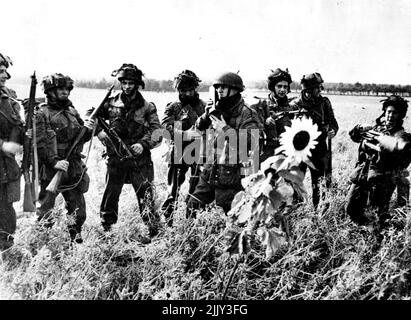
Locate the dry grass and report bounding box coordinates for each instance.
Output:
[1,91,410,300]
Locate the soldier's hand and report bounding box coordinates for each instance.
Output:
[25,129,33,140]
[84,118,96,131]
[210,115,227,133]
[360,124,373,132]
[1,141,22,155]
[131,143,144,155]
[265,117,276,127]
[327,128,336,138]
[97,131,108,143]
[54,160,69,172]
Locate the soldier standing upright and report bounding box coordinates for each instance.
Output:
[290,73,339,208]
[250,68,297,163]
[34,73,95,244]
[346,95,411,230]
[0,53,24,251]
[160,70,206,226]
[186,72,260,216]
[96,64,162,240]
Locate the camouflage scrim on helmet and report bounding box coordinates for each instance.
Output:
[111,63,145,89]
[381,95,409,119]
[174,70,201,90]
[42,73,74,93]
[0,53,13,79]
[213,72,245,92]
[301,72,324,90]
[267,68,292,92]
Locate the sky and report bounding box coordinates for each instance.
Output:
[2,0,411,85]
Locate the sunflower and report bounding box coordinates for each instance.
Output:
[275,116,321,169]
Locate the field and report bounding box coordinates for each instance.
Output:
[0,85,410,300]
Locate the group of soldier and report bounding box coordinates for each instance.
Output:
[0,51,410,251]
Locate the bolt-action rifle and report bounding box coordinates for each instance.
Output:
[22,72,39,212]
[46,84,115,193]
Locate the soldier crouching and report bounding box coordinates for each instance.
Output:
[346,95,411,231]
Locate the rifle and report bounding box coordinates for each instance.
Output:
[46,84,115,193]
[269,109,306,121]
[22,72,38,212]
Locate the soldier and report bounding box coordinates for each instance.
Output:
[160,70,206,226]
[96,64,162,240]
[29,74,95,244]
[186,72,260,216]
[0,53,24,251]
[290,72,339,208]
[346,95,411,230]
[250,68,297,163]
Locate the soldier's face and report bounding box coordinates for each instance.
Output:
[385,106,400,126]
[0,65,8,88]
[55,86,70,101]
[216,85,238,99]
[274,80,289,98]
[121,79,136,95]
[178,88,196,97]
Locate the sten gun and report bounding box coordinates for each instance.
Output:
[96,116,139,166]
[46,84,115,193]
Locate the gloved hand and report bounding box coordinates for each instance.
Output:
[54,160,69,172]
[1,141,22,155]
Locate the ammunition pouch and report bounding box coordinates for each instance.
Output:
[77,171,90,193]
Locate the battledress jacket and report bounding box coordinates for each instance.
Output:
[97,90,162,167]
[348,124,411,185]
[161,97,206,162]
[195,94,260,188]
[0,87,24,202]
[250,94,299,150]
[35,99,92,182]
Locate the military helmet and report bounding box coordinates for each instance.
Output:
[300,72,324,90]
[174,70,201,90]
[381,95,408,119]
[42,73,74,93]
[111,63,145,89]
[0,53,13,79]
[267,68,292,91]
[213,72,245,92]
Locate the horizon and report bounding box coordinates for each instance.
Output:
[2,0,411,86]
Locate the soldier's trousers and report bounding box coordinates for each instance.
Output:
[300,159,330,208]
[99,163,160,235]
[395,171,410,207]
[0,187,16,251]
[37,175,88,239]
[161,162,200,217]
[345,178,396,228]
[186,170,242,216]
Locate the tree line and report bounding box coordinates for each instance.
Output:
[75,78,411,97]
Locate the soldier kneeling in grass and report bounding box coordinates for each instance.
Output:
[346,95,411,232]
